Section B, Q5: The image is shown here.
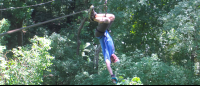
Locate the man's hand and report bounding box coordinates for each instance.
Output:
[111,75,118,84]
[105,0,107,4]
[112,78,117,84]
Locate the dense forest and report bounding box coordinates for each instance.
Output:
[0,0,200,85]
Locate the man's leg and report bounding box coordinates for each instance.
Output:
[93,14,115,23]
[95,14,115,21]
[88,5,115,23]
[94,17,111,23]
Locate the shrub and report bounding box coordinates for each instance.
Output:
[0,46,8,85]
[2,36,54,85]
[116,53,195,85]
[117,76,143,85]
[0,18,10,45]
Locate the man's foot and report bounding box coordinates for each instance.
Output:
[88,5,97,22]
[111,54,120,64]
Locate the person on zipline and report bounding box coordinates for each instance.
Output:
[88,5,120,84]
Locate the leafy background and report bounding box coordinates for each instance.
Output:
[0,0,200,85]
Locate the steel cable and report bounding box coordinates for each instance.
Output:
[0,0,54,11]
[0,4,106,36]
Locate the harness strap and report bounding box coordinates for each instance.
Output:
[96,28,105,33]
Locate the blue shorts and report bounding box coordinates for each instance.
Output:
[97,30,115,62]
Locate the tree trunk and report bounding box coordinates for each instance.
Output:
[1,4,2,19]
[76,18,87,55]
[94,44,101,73]
[199,62,200,76]
[191,50,195,73]
[17,21,23,46]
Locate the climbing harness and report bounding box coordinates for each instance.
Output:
[96,28,105,34]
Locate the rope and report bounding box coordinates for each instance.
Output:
[104,0,108,17]
[0,0,54,11]
[0,4,106,37]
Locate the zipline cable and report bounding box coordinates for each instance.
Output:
[0,0,54,11]
[0,4,106,37]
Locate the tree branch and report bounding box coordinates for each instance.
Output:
[94,44,101,73]
[76,18,87,55]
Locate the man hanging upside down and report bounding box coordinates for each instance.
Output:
[88,5,120,84]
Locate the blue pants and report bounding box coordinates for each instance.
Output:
[97,30,115,62]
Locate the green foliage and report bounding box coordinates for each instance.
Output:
[2,0,200,85]
[0,19,10,85]
[0,18,10,33]
[43,33,83,84]
[0,46,8,85]
[73,70,113,85]
[157,0,200,73]
[0,36,54,85]
[117,76,143,85]
[43,33,115,85]
[0,18,10,45]
[115,53,199,85]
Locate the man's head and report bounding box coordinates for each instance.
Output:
[111,54,120,63]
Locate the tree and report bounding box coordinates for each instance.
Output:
[160,0,200,77]
[2,0,33,48]
[2,0,200,85]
